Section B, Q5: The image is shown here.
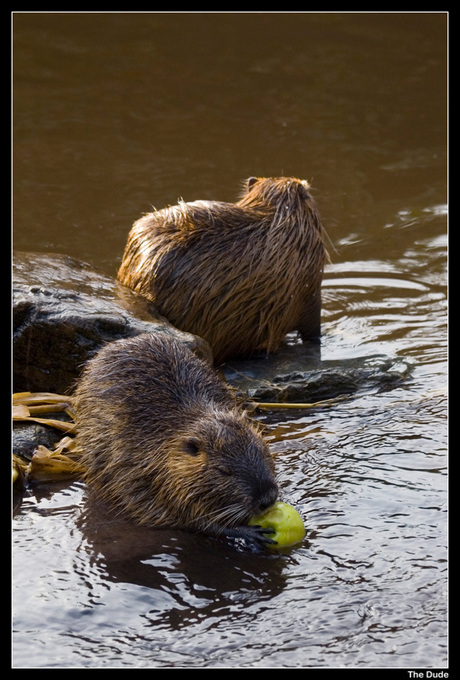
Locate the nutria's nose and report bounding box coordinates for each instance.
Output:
[257,482,279,513]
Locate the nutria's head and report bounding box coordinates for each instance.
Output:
[138,410,279,535]
[241,175,313,205]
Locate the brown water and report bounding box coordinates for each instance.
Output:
[12,12,448,669]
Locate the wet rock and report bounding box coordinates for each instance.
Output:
[223,345,412,404]
[13,418,71,461]
[13,251,212,394]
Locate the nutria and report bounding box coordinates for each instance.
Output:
[73,332,278,548]
[117,176,328,364]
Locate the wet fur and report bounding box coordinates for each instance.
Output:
[74,333,278,539]
[117,177,328,364]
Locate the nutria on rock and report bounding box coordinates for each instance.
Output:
[74,332,279,549]
[117,176,328,364]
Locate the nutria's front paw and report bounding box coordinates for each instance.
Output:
[224,524,277,551]
[245,524,277,550]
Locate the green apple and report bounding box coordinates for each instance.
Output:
[249,501,306,548]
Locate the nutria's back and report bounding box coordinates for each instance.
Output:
[74,332,278,547]
[117,177,328,364]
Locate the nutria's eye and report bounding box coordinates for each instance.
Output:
[217,466,232,477]
[184,438,201,456]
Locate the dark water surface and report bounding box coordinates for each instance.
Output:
[12,12,448,669]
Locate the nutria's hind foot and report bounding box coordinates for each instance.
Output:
[223,524,277,551]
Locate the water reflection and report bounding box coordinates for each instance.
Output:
[76,495,288,604]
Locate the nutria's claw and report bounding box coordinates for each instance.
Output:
[224,524,277,551]
[251,524,277,547]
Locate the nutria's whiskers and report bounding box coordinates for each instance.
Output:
[198,503,249,536]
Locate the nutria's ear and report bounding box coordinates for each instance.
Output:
[300,179,311,198]
[183,437,201,456]
[247,177,258,190]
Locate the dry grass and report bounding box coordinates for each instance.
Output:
[13,392,84,486]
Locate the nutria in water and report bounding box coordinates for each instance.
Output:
[117,176,328,364]
[74,332,278,548]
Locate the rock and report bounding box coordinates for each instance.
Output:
[13,251,212,393]
[222,344,412,404]
[13,419,70,461]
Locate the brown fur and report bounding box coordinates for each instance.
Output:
[74,333,278,545]
[117,177,328,364]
